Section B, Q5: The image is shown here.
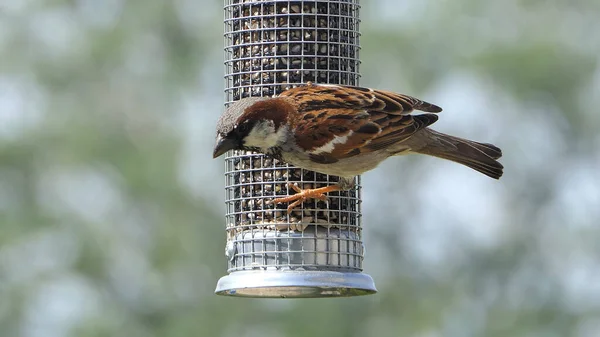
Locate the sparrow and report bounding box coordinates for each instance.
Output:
[213,82,503,213]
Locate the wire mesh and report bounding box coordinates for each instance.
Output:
[223,0,363,274]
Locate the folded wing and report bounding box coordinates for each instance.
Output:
[280,83,441,163]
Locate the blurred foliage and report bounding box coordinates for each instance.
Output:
[1,0,599,337]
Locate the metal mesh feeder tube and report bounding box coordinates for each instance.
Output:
[215,0,376,298]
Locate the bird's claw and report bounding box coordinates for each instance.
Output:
[270,183,330,214]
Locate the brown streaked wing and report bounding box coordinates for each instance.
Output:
[370,89,443,114]
[279,84,376,112]
[306,113,439,162]
[280,84,442,161]
[365,113,439,152]
[292,107,381,157]
[279,84,442,115]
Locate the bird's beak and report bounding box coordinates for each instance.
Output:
[213,135,238,158]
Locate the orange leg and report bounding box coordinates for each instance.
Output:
[270,183,342,214]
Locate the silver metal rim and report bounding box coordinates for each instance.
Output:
[215,270,377,298]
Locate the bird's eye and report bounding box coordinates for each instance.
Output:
[237,122,250,133]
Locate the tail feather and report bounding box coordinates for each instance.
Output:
[468,141,502,160]
[412,130,504,179]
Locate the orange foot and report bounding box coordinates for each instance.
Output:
[270,183,342,214]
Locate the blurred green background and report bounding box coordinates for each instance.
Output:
[1,0,599,336]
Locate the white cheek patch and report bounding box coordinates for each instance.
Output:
[244,121,286,149]
[310,131,353,154]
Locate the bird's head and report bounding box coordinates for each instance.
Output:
[212,97,292,158]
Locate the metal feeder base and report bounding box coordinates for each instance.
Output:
[215,270,377,298]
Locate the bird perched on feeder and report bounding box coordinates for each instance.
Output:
[213,83,503,213]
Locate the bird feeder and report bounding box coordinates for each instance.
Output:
[215,0,376,298]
